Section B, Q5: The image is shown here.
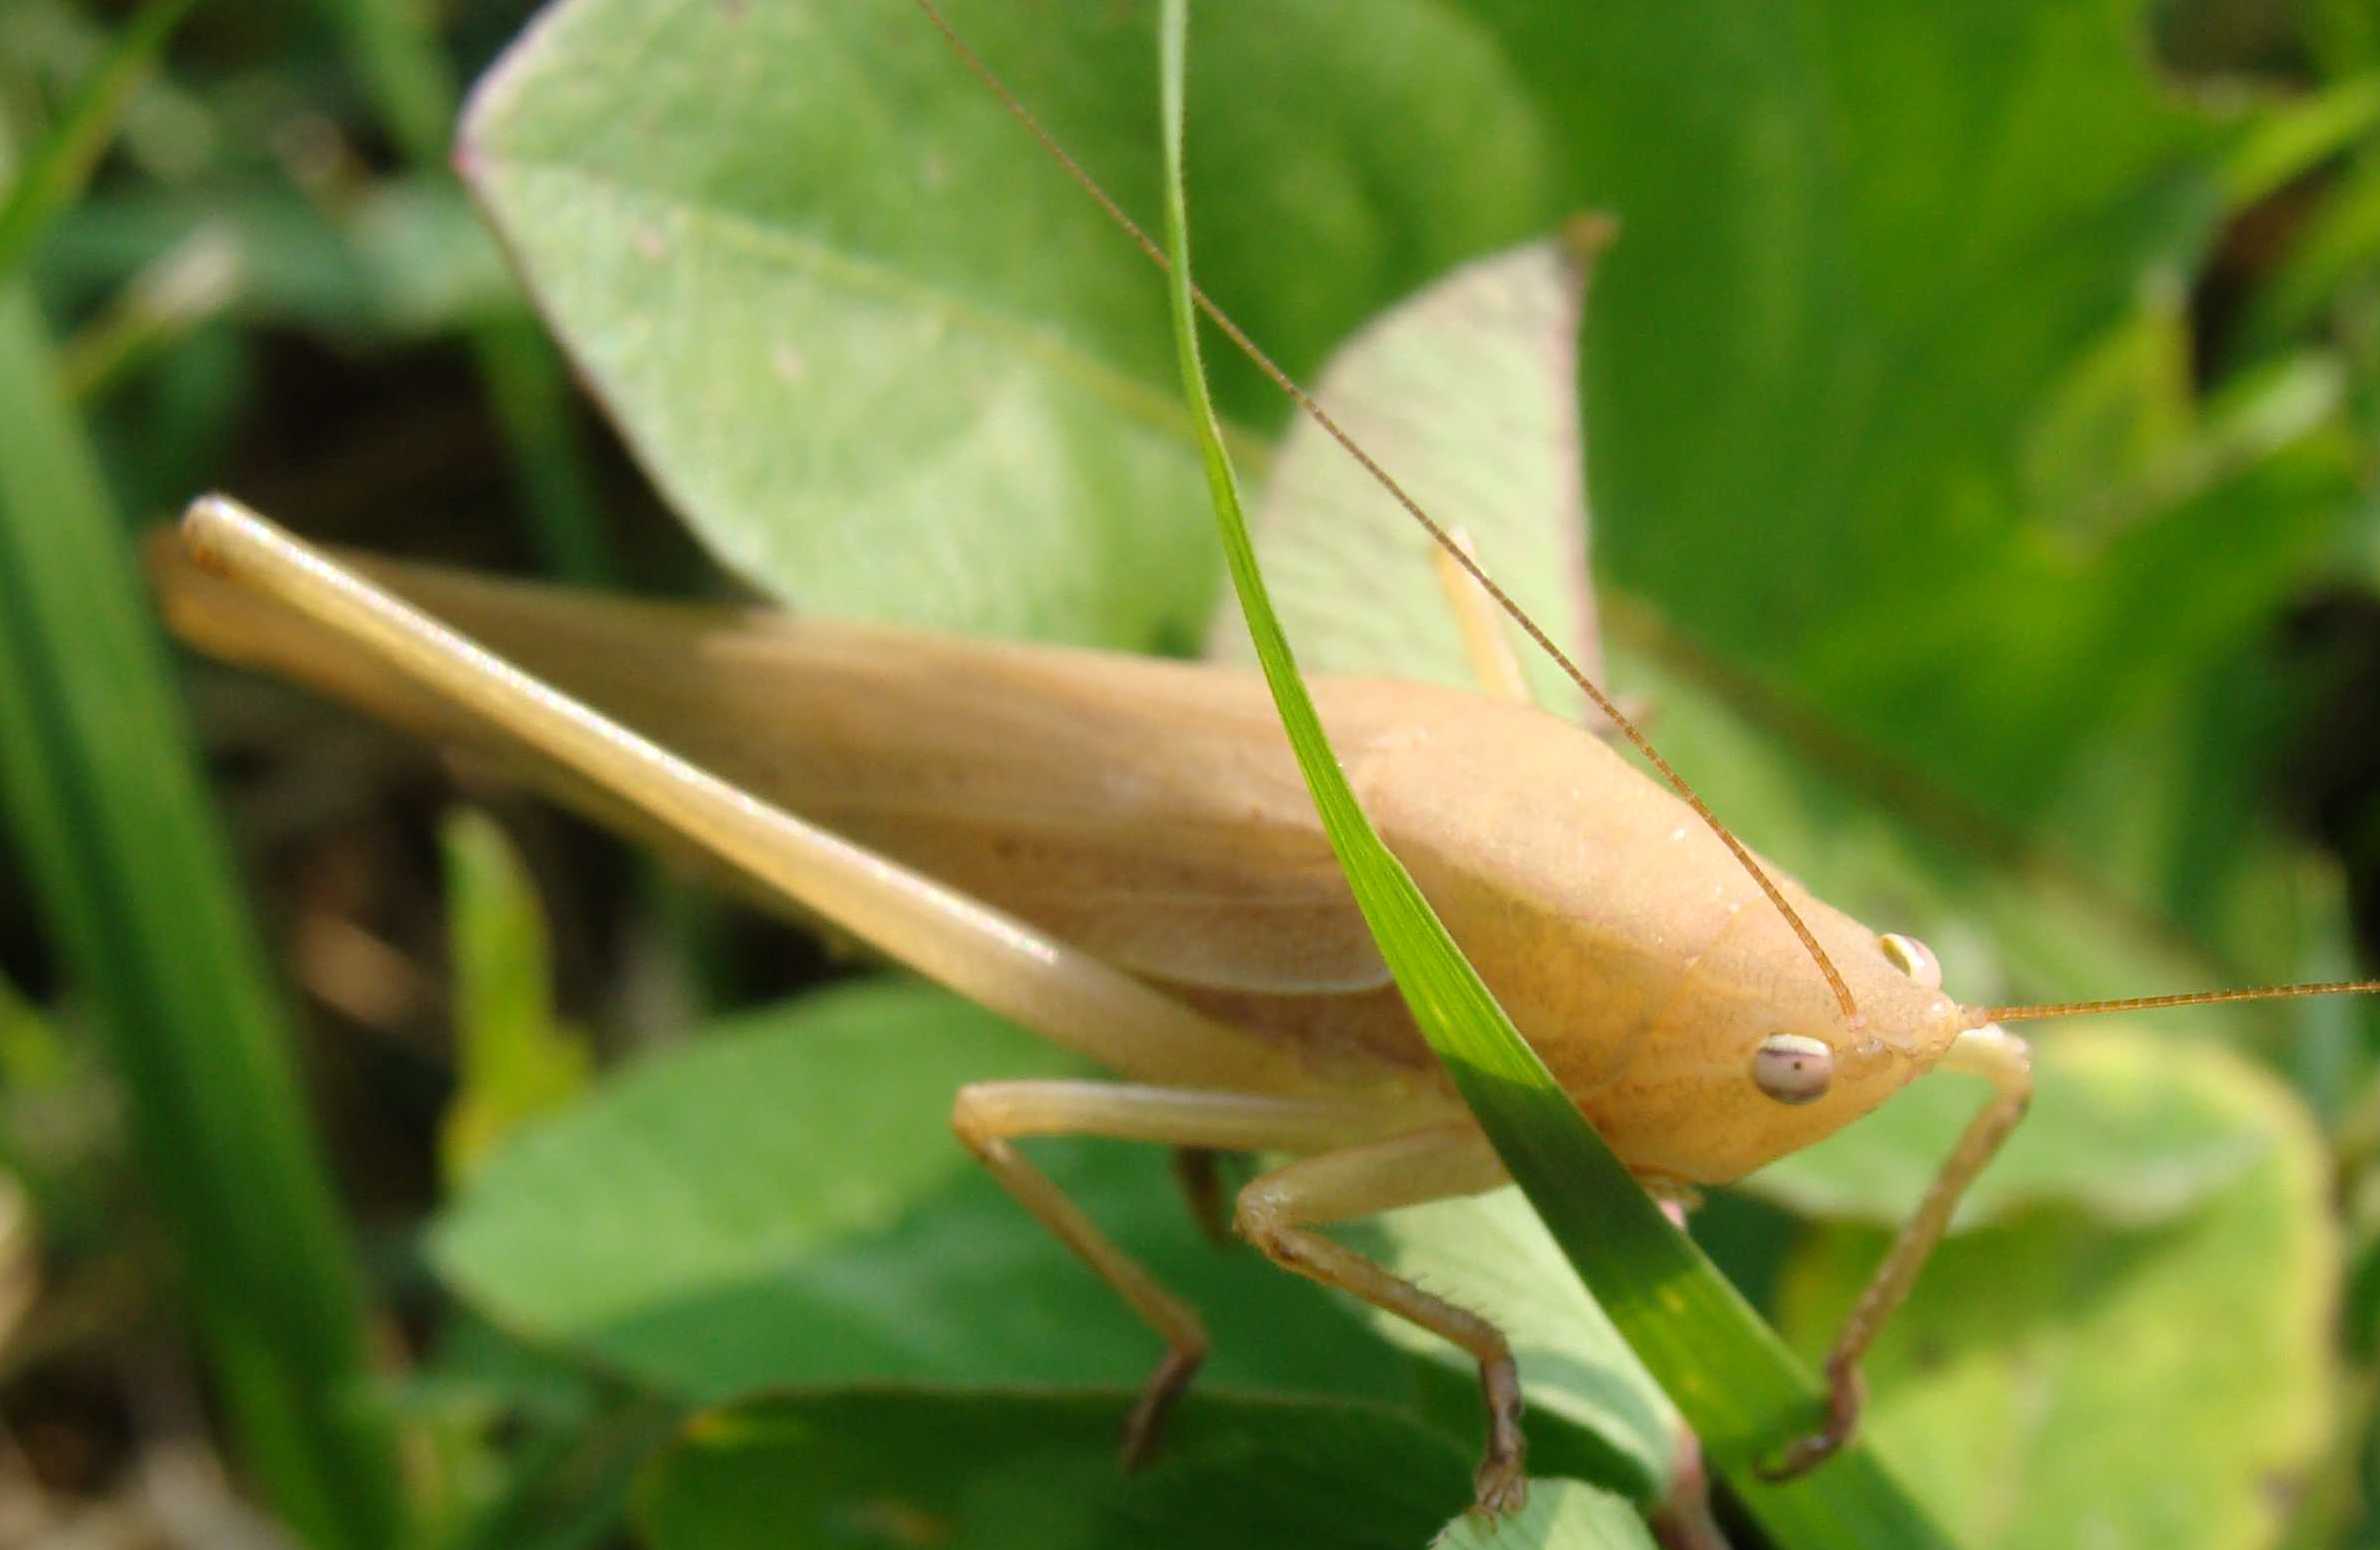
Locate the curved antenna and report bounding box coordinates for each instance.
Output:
[1983,979,2380,1024]
[909,0,1862,1030]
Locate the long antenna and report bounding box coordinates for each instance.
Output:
[1985,979,2380,1024]
[909,0,1862,1029]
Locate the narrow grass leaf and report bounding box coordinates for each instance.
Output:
[0,242,403,1546]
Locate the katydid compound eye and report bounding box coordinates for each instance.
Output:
[1877,932,1942,990]
[1752,1034,1833,1105]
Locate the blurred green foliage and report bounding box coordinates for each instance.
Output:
[4,0,2380,1546]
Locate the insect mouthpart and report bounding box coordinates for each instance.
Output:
[1752,1033,1834,1105]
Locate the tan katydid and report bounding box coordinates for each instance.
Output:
[155,485,2376,1508]
[152,0,2380,1518]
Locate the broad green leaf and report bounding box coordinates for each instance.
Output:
[437,809,593,1189]
[457,0,1549,649]
[1459,1,2264,806]
[1743,1028,2268,1229]
[638,1389,1486,1550]
[1774,1034,2337,1550]
[1431,1478,1658,1550]
[1448,9,2368,1021]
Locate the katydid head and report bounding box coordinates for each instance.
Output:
[1727,930,2380,1174]
[1547,902,1972,1184]
[1753,942,1937,1102]
[1753,935,1949,1104]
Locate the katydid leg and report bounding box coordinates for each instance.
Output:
[952,1102,1209,1468]
[174,498,1316,1096]
[1427,523,1646,735]
[947,1090,1485,1476]
[1168,1147,1233,1246]
[1232,1127,1525,1511]
[1761,1021,2033,1478]
[1429,529,1532,706]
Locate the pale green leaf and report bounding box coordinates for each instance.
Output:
[457,0,1549,648]
[1210,232,1601,714]
[1774,1031,2337,1550]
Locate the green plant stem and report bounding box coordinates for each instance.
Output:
[0,270,404,1546]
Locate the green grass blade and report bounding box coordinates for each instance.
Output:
[1152,4,1948,1543]
[0,254,405,1545]
[0,0,198,276]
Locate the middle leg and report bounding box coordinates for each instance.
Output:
[1232,1127,1525,1510]
[950,1080,1456,1469]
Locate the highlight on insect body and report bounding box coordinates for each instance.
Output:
[19,1,2375,1547]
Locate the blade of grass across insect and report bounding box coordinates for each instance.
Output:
[1152,4,1947,1543]
[0,145,404,1548]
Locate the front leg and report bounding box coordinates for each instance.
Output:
[1760,1021,2032,1478]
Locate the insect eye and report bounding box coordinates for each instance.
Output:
[1752,1034,1833,1105]
[1877,932,1942,990]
